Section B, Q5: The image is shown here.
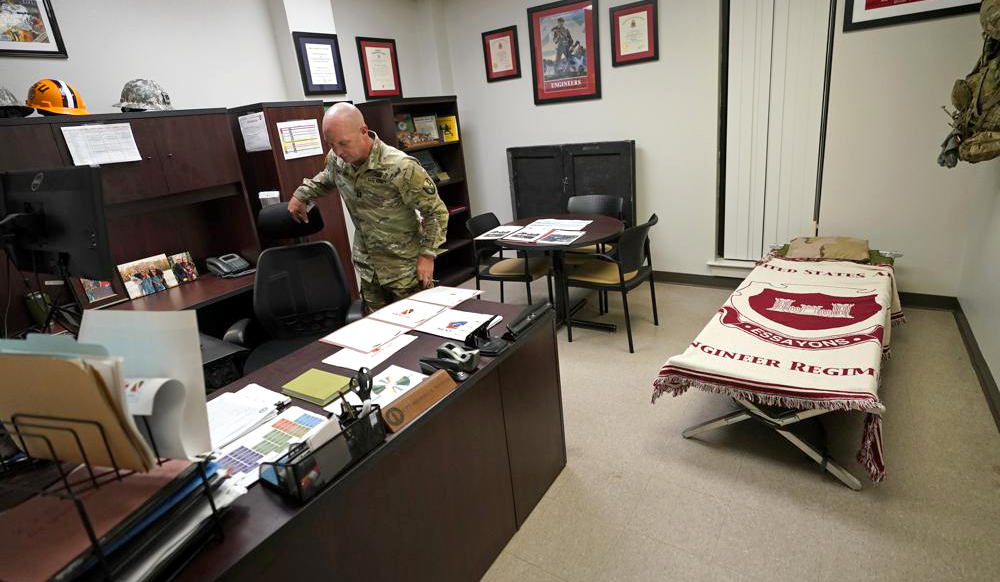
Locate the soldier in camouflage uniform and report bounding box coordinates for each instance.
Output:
[113,79,174,112]
[289,103,448,312]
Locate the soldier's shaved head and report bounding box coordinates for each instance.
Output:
[323,102,374,164]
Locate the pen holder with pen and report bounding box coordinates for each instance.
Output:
[258,400,386,503]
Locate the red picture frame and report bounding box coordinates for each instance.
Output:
[527,0,601,105]
[356,36,402,100]
[482,25,521,82]
[611,0,658,67]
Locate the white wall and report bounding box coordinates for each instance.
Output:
[821,10,1000,295]
[959,189,1000,388]
[0,0,289,112]
[440,0,721,278]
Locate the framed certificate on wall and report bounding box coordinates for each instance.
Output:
[292,31,347,95]
[356,36,403,100]
[610,0,658,67]
[844,0,981,32]
[527,0,601,105]
[482,25,522,82]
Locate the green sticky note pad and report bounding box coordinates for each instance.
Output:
[282,368,352,406]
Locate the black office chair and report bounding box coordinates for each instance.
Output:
[225,203,363,373]
[564,214,659,353]
[466,212,553,305]
[565,194,626,312]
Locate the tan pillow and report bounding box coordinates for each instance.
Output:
[785,236,870,261]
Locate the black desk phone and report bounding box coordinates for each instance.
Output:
[206,253,254,278]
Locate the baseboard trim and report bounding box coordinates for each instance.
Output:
[954,306,1000,432]
[652,270,998,433]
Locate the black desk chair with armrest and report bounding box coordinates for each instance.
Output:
[224,203,364,373]
[564,214,659,353]
[565,194,626,313]
[467,212,553,305]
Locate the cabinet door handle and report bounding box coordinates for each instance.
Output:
[167,153,174,159]
[145,155,152,160]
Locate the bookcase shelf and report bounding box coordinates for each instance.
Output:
[358,96,474,287]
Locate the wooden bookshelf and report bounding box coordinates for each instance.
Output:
[357,96,475,287]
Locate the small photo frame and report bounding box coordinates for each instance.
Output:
[356,36,402,100]
[611,0,658,67]
[844,0,980,32]
[0,0,67,58]
[527,0,601,105]
[168,252,200,284]
[116,253,179,300]
[482,25,522,82]
[292,31,347,95]
[70,277,125,309]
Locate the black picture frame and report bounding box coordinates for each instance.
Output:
[0,0,67,58]
[482,25,522,82]
[527,0,601,106]
[356,36,403,101]
[844,0,981,32]
[610,0,658,67]
[292,31,347,95]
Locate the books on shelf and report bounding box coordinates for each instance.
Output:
[412,115,439,139]
[412,149,442,176]
[438,115,459,142]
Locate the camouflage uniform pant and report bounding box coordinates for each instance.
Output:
[360,270,426,312]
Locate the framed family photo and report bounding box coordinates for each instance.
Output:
[482,25,522,82]
[527,0,601,105]
[292,31,347,95]
[70,277,125,309]
[0,0,67,58]
[610,0,658,66]
[356,36,402,100]
[844,0,981,32]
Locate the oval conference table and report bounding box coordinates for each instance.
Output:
[494,213,624,334]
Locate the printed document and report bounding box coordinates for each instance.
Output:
[409,286,481,308]
[61,123,142,166]
[319,317,407,353]
[322,333,418,371]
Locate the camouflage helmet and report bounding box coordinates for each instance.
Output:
[0,86,33,117]
[113,78,173,111]
[983,0,1000,40]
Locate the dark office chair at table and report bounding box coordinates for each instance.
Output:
[564,214,659,353]
[466,212,553,305]
[224,203,364,373]
[565,194,626,313]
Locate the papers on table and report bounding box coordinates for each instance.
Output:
[409,286,481,308]
[329,365,426,413]
[215,406,326,488]
[528,218,592,230]
[475,225,524,240]
[369,298,446,328]
[320,317,407,353]
[415,309,502,341]
[501,225,553,243]
[322,333,418,371]
[536,230,586,245]
[60,123,143,166]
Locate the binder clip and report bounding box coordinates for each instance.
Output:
[464,314,509,356]
[419,342,480,381]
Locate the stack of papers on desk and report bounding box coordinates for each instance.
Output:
[409,285,482,308]
[215,406,326,488]
[206,383,290,449]
[369,298,446,328]
[320,317,407,353]
[415,309,502,341]
[528,218,592,230]
[323,333,418,371]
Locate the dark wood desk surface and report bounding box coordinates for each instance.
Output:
[107,274,255,312]
[178,298,565,582]
[497,213,624,251]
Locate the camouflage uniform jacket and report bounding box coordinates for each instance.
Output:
[292,133,448,284]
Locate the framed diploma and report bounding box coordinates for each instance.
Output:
[844,0,980,32]
[292,32,347,95]
[356,36,403,100]
[610,0,657,67]
[527,0,601,105]
[482,25,522,82]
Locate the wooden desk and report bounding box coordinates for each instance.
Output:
[177,299,566,582]
[107,274,255,312]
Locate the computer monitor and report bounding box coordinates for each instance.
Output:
[0,166,115,281]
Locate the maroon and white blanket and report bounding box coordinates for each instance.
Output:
[653,256,903,482]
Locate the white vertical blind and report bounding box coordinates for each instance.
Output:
[723,0,830,261]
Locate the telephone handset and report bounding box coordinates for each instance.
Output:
[206,253,255,278]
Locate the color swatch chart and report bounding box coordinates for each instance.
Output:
[217,407,326,486]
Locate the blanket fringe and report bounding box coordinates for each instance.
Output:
[857,414,886,483]
[652,374,885,414]
[891,315,907,327]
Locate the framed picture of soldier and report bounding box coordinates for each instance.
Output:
[356,36,403,100]
[844,0,980,32]
[482,25,522,82]
[0,0,67,58]
[610,0,658,67]
[527,0,601,105]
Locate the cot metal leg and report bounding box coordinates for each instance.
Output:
[772,427,862,491]
[682,410,752,438]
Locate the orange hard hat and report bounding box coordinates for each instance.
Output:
[26,79,88,115]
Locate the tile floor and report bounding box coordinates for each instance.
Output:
[467,278,1000,582]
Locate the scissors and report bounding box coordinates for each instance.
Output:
[352,366,373,401]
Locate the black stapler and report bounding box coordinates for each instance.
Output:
[502,301,553,342]
[464,314,509,356]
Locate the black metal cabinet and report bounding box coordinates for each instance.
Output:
[506,140,636,225]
